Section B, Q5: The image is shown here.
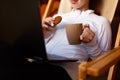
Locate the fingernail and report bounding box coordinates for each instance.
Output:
[80,36,83,40]
[51,23,54,26]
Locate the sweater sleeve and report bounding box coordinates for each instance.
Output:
[83,36,103,60]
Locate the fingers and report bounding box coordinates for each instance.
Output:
[42,17,57,38]
[42,17,56,31]
[80,24,95,43]
[42,17,55,28]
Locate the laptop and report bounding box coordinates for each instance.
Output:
[0,0,77,62]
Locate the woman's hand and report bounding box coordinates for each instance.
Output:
[80,24,95,43]
[42,17,56,38]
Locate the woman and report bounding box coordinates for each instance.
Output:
[42,0,112,79]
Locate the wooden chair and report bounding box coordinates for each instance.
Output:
[42,0,120,80]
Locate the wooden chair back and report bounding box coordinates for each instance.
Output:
[89,0,119,23]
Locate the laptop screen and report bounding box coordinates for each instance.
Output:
[0,0,47,61]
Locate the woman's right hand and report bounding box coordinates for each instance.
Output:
[42,17,57,38]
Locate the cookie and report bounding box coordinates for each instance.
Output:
[51,16,62,26]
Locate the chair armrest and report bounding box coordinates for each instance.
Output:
[79,46,120,77]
